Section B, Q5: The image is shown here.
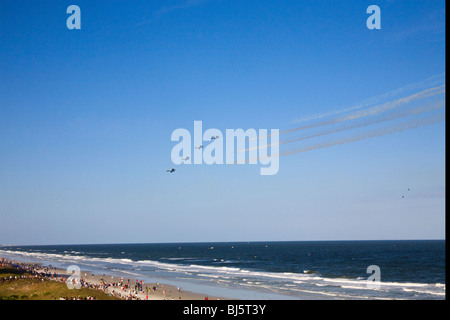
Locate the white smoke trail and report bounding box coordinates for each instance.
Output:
[248,99,444,152]
[250,84,445,144]
[292,73,445,123]
[239,78,446,162]
[283,84,445,134]
[274,111,444,159]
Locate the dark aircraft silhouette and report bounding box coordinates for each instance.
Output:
[167,168,176,173]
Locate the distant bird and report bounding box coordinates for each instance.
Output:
[166,168,176,173]
[402,188,411,198]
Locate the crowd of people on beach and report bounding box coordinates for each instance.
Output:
[0,258,177,300]
[80,274,171,300]
[0,258,58,282]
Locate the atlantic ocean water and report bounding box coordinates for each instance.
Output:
[0,240,445,300]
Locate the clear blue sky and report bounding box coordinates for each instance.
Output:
[0,0,445,245]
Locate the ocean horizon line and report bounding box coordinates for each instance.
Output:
[1,238,445,247]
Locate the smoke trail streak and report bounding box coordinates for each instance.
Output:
[261,111,444,160]
[292,73,445,123]
[282,84,445,134]
[251,84,445,142]
[247,100,444,152]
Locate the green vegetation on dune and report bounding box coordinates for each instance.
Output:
[0,266,119,300]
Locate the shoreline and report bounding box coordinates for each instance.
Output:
[0,257,229,300]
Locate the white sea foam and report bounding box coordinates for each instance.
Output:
[109,269,143,277]
[402,288,445,296]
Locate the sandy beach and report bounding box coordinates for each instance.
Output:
[60,267,227,300]
[1,257,228,300]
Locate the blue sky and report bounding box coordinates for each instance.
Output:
[0,0,445,245]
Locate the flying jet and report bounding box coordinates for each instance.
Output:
[211,136,219,140]
[166,168,176,173]
[195,145,203,149]
[181,156,190,161]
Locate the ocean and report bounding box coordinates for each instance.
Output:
[0,240,445,300]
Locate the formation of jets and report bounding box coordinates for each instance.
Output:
[167,137,220,173]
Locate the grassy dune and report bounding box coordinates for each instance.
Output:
[0,266,119,300]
